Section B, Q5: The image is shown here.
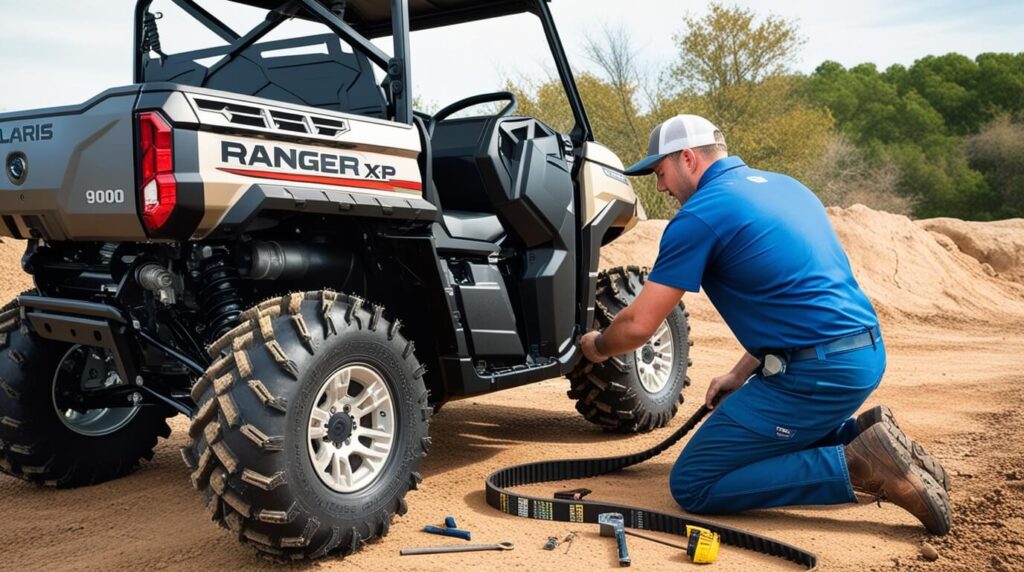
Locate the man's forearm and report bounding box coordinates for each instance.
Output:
[731,352,761,379]
[595,307,652,356]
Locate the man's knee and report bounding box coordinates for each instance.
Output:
[670,452,713,513]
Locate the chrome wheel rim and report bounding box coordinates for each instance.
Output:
[307,363,396,493]
[51,345,140,437]
[635,320,675,394]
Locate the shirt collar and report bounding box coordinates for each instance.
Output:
[697,156,746,190]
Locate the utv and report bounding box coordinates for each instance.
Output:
[0,0,691,559]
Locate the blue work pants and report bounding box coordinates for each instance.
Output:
[670,338,886,513]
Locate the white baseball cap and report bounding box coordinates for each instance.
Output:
[624,114,721,176]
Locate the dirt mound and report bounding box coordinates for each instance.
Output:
[917,217,1024,284]
[827,205,1024,323]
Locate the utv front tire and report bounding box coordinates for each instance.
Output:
[568,266,692,433]
[0,293,172,487]
[185,291,431,559]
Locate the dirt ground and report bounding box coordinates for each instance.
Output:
[1,205,1023,571]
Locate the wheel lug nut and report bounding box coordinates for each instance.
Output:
[330,407,337,414]
[343,405,350,413]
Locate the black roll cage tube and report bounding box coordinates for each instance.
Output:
[132,0,590,138]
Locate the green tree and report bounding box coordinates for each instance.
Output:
[670,2,804,132]
[667,4,831,184]
[966,116,1024,218]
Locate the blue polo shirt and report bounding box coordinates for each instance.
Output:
[647,156,878,354]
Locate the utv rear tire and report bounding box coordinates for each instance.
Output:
[185,291,431,560]
[0,292,173,487]
[568,266,692,433]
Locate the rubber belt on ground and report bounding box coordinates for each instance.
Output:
[485,405,818,569]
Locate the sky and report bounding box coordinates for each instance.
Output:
[0,0,1021,113]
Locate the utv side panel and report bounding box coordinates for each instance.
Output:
[0,87,146,241]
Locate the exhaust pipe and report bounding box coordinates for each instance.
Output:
[239,241,356,281]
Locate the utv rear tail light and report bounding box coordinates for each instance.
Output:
[136,111,177,232]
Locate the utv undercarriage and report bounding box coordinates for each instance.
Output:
[0,0,691,559]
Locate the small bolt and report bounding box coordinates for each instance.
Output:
[132,319,142,330]
[128,392,142,405]
[379,411,386,418]
[343,404,350,413]
[344,439,351,446]
[135,375,144,386]
[330,407,337,414]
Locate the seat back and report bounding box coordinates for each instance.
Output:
[144,34,387,118]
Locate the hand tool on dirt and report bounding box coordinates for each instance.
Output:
[563,531,578,554]
[599,512,631,567]
[423,524,472,541]
[400,542,514,556]
[444,516,458,528]
[484,405,817,569]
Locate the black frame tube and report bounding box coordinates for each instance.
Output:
[297,0,391,69]
[133,0,155,83]
[203,6,290,81]
[391,0,412,124]
[136,329,208,377]
[534,0,592,143]
[170,0,241,42]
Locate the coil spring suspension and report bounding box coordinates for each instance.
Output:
[198,249,244,343]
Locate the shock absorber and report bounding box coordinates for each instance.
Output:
[198,247,244,343]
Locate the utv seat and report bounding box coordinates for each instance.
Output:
[441,210,504,243]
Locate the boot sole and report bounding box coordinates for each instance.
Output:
[857,405,951,492]
[871,423,953,536]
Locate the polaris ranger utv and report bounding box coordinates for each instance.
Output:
[0,0,691,559]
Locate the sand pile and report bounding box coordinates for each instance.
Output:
[828,205,1024,322]
[917,217,1024,284]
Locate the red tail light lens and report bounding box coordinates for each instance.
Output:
[137,112,177,232]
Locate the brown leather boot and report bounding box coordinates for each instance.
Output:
[846,422,953,535]
[857,404,951,492]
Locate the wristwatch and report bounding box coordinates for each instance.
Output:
[594,331,608,356]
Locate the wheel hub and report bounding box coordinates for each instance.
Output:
[327,412,354,446]
[51,345,140,437]
[634,319,676,394]
[307,363,396,493]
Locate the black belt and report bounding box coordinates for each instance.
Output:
[762,327,881,364]
[485,405,817,569]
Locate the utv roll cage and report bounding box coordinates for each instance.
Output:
[132,0,593,141]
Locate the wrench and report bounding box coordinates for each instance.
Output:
[400,541,514,556]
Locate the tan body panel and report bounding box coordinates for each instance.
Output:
[579,142,644,231]
[191,113,423,239]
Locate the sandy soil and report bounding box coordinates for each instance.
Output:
[1,206,1023,571]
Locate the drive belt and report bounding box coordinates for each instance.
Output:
[484,405,817,569]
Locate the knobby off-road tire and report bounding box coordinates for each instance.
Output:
[0,291,172,487]
[184,291,431,560]
[568,266,692,433]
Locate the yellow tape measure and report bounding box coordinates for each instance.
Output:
[685,525,721,564]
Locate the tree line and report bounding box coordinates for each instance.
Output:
[507,3,1024,221]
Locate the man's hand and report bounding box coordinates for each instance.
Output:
[579,331,609,363]
[705,371,746,409]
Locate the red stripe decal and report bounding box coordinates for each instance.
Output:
[217,167,422,193]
